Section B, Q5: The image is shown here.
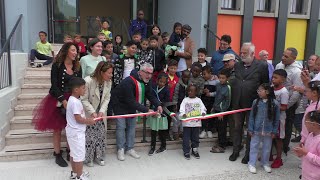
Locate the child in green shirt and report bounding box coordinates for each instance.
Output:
[30,31,54,68]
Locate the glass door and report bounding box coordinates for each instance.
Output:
[48,0,80,43]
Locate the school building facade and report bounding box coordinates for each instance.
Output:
[1,0,320,64]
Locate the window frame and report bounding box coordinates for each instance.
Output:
[254,0,279,17]
[218,0,244,15]
[287,0,311,19]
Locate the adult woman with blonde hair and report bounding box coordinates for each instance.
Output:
[33,42,82,167]
[82,61,113,166]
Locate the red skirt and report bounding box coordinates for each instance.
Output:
[32,93,71,131]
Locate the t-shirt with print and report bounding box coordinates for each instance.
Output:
[36,41,52,56]
[179,97,207,127]
[123,58,135,79]
[66,96,86,134]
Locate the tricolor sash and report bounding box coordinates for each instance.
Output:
[130,76,145,121]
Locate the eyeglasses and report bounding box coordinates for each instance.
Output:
[142,70,153,76]
[138,13,144,16]
[223,60,230,63]
[220,42,229,46]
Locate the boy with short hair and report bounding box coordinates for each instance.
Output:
[96,17,112,41]
[210,68,231,153]
[149,35,166,83]
[97,32,107,42]
[113,40,140,87]
[197,48,210,67]
[161,32,170,51]
[271,69,289,168]
[132,31,142,44]
[189,62,205,97]
[74,34,86,58]
[30,31,54,68]
[199,66,219,139]
[64,34,73,43]
[172,70,191,140]
[66,77,95,180]
[102,40,118,63]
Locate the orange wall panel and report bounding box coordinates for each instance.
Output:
[216,15,242,54]
[252,17,276,60]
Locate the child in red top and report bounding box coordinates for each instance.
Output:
[74,34,86,58]
[165,60,179,141]
[166,60,179,101]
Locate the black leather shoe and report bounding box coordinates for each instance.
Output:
[229,152,239,161]
[241,154,249,164]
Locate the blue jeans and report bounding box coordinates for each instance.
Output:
[30,49,53,65]
[116,117,136,151]
[249,134,272,167]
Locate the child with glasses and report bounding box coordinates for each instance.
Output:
[248,83,280,174]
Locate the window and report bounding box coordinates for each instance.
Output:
[256,0,272,12]
[254,0,279,17]
[221,0,237,10]
[288,0,311,19]
[218,0,244,15]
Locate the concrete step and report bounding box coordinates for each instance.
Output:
[26,67,51,72]
[24,75,50,84]
[21,84,50,94]
[17,93,47,105]
[14,104,37,116]
[0,139,216,161]
[5,128,152,146]
[10,116,119,130]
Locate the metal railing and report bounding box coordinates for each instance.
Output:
[0,14,23,90]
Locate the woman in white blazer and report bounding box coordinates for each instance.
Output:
[82,61,113,167]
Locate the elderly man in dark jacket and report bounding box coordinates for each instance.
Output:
[229,42,269,163]
[112,63,163,161]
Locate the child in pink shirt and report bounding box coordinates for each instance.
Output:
[299,81,320,145]
[293,110,320,180]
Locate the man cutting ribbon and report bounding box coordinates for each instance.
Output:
[111,63,163,161]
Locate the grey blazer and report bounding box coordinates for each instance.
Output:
[231,59,269,109]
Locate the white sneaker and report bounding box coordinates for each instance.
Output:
[72,172,89,180]
[199,131,207,139]
[127,149,141,159]
[248,165,257,174]
[263,165,272,173]
[94,158,105,166]
[86,160,94,167]
[75,173,89,180]
[117,148,125,161]
[207,131,213,138]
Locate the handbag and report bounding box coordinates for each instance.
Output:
[57,101,66,117]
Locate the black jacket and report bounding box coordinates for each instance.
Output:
[111,70,161,115]
[150,84,170,110]
[231,59,269,109]
[49,62,82,102]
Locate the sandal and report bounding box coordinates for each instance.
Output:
[210,145,225,153]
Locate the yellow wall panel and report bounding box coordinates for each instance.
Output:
[285,19,307,61]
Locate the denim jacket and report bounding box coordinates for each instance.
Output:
[248,99,280,136]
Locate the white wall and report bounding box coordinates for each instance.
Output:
[4,0,48,52]
[0,53,28,150]
[158,0,208,50]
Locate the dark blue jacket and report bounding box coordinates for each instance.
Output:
[129,19,147,39]
[150,84,170,110]
[169,32,181,47]
[111,70,161,115]
[210,47,236,75]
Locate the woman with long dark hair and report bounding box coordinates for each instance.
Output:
[33,42,82,167]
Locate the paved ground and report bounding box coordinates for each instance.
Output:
[0,145,301,180]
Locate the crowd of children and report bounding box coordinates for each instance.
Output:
[29,18,320,179]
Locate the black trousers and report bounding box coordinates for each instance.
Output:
[30,49,53,65]
[283,105,297,152]
[183,127,200,153]
[151,130,167,148]
[232,111,251,155]
[216,112,228,147]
